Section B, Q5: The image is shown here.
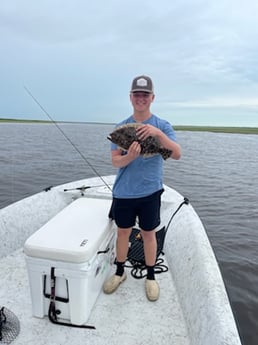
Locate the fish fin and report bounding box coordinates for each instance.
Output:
[116,123,143,130]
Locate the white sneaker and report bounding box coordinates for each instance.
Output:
[145,279,160,301]
[103,273,127,294]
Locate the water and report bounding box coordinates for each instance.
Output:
[1,122,258,344]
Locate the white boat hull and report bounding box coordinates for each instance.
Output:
[0,175,241,345]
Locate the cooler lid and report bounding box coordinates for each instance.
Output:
[24,197,114,263]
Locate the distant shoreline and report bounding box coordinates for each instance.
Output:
[0,117,258,135]
[173,125,258,135]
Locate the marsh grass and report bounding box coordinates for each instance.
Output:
[1,118,258,134]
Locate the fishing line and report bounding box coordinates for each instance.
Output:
[23,86,112,191]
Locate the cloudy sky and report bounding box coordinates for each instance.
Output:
[1,0,258,126]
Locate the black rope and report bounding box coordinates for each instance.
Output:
[125,197,190,279]
[165,197,189,232]
[125,257,168,279]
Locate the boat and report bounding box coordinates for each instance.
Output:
[0,175,242,345]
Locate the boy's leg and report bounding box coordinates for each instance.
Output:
[139,191,163,301]
[103,197,135,294]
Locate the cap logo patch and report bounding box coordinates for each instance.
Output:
[136,78,147,87]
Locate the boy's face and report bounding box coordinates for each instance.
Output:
[130,92,154,112]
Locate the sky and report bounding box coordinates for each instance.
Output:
[1,0,258,127]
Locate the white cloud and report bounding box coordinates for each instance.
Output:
[161,97,258,109]
[0,0,258,125]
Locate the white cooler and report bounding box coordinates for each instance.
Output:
[24,197,116,325]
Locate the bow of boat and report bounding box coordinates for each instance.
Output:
[0,175,241,345]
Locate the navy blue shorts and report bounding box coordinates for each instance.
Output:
[111,189,164,231]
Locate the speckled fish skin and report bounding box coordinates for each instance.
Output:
[107,123,172,160]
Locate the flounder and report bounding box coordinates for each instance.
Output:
[107,123,172,160]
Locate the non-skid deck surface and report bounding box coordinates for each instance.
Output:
[0,249,190,345]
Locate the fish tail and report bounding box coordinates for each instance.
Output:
[159,148,172,160]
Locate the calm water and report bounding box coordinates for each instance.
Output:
[1,123,258,344]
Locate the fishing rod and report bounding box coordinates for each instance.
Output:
[23,86,112,191]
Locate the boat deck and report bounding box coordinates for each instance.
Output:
[0,249,190,345]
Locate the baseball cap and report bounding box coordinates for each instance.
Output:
[130,75,154,93]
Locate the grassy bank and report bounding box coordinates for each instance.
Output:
[1,118,258,134]
[173,125,258,135]
[0,118,50,124]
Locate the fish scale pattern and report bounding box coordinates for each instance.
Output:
[107,124,172,160]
